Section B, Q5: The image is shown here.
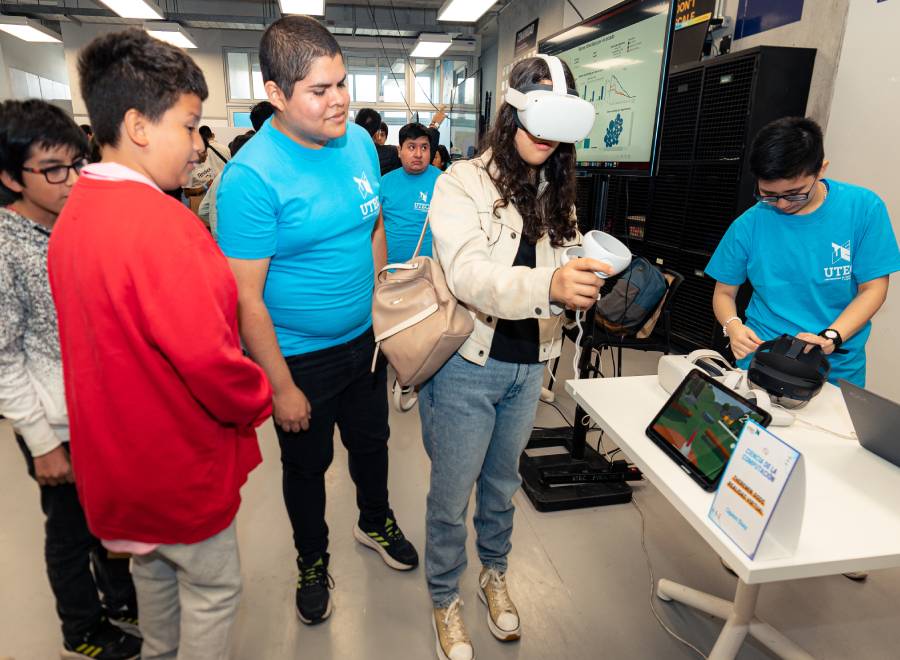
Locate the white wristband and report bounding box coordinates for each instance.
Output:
[722,316,741,336]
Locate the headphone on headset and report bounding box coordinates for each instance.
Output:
[748,335,831,409]
[504,54,596,144]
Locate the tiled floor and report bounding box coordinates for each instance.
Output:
[2,346,899,659]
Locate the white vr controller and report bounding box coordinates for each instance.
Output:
[657,350,795,427]
[561,230,632,279]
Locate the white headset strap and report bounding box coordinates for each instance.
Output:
[536,54,567,95]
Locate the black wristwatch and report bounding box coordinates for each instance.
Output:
[819,328,843,349]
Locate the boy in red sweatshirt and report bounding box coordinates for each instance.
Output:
[47,29,272,660]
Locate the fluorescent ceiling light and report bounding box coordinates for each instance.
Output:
[410,33,451,58]
[97,0,164,20]
[279,0,325,15]
[0,16,62,43]
[146,23,197,49]
[438,0,495,23]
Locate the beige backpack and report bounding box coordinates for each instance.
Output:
[371,220,473,411]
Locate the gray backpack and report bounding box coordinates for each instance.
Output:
[595,257,667,335]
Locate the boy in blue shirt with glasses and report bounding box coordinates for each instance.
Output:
[707,116,900,388]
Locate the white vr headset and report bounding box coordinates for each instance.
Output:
[658,351,795,427]
[503,54,596,144]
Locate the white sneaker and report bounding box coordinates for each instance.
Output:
[478,567,521,641]
[432,598,474,660]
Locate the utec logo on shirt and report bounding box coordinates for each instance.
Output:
[414,191,430,212]
[824,240,852,281]
[354,171,380,217]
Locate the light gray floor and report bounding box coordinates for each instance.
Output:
[2,345,900,660]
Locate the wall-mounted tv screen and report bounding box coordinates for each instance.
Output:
[541,0,675,175]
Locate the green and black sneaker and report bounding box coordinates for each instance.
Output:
[296,555,334,625]
[62,618,141,659]
[353,515,419,571]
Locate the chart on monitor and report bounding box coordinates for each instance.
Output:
[542,0,674,174]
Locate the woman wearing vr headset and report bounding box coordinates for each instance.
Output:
[420,55,608,660]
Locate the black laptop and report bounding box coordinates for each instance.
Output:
[839,380,900,468]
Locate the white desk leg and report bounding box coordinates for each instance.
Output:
[656,578,814,660]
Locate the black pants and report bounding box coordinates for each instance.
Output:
[276,327,391,564]
[16,436,137,642]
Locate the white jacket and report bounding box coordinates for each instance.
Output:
[428,150,580,366]
[0,208,67,456]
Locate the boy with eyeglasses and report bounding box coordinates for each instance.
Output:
[0,99,142,660]
[707,116,900,387]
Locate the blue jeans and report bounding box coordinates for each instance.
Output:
[419,353,544,607]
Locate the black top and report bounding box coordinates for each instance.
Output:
[489,237,541,364]
[376,143,402,176]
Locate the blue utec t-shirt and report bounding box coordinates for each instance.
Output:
[705,179,900,386]
[215,119,382,356]
[380,165,442,264]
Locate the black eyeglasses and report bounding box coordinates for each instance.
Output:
[22,158,88,184]
[754,178,818,205]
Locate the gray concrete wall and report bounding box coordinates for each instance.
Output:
[722,0,849,128]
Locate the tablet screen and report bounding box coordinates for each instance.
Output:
[647,370,771,489]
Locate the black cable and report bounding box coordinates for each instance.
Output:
[539,399,573,427]
[567,0,585,21]
[389,0,440,111]
[365,0,413,114]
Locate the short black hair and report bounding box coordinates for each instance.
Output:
[749,116,824,181]
[379,121,388,135]
[78,28,208,147]
[228,130,255,157]
[0,100,89,199]
[260,16,341,99]
[399,122,430,147]
[199,125,213,141]
[80,124,92,136]
[250,101,275,131]
[355,108,381,137]
[434,144,451,170]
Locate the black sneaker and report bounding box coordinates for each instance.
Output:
[353,515,419,570]
[296,556,334,625]
[105,604,140,638]
[62,618,142,659]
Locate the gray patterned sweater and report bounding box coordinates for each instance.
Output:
[0,207,68,456]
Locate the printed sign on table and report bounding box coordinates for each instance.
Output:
[709,421,801,558]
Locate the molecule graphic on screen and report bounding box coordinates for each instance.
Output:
[604,113,624,148]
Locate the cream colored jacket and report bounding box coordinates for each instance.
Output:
[428,150,580,366]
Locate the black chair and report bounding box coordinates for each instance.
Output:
[550,266,685,382]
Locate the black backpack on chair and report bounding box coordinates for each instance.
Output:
[594,257,667,335]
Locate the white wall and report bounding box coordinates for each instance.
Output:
[61,23,263,125]
[0,39,10,100]
[824,0,900,400]
[0,33,72,111]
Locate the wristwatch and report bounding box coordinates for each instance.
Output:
[819,328,843,349]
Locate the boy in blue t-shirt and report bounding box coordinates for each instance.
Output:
[381,122,442,264]
[216,16,418,626]
[706,117,900,387]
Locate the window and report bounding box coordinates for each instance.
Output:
[379,57,407,103]
[347,56,378,103]
[412,59,440,107]
[226,50,268,101]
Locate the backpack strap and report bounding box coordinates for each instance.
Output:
[412,216,430,259]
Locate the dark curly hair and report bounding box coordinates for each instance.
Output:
[483,57,579,247]
[78,28,208,147]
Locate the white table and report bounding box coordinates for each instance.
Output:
[567,376,900,660]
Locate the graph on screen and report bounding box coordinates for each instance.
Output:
[542,0,674,173]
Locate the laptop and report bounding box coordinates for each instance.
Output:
[839,380,900,467]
